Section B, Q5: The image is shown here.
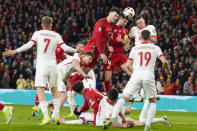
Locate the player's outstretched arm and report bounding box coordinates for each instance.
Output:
[3,40,35,57]
[159,56,172,76]
[72,60,92,79]
[60,43,76,53]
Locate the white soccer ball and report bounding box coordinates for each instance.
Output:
[123,7,135,20]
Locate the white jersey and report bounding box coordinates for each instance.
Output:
[129,25,157,45]
[58,53,80,76]
[96,97,122,126]
[128,42,163,80]
[17,29,76,66]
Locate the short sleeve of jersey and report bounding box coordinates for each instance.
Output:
[149,25,157,37]
[31,32,38,42]
[57,33,64,45]
[129,27,136,38]
[128,47,135,60]
[72,53,80,63]
[156,46,164,58]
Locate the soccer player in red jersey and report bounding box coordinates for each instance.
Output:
[81,7,120,68]
[0,103,13,124]
[104,14,133,92]
[72,81,106,125]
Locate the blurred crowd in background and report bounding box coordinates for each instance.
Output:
[0,0,197,96]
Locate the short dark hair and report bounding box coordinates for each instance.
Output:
[72,81,84,93]
[77,40,86,46]
[107,88,119,101]
[109,7,120,15]
[82,51,94,59]
[141,30,150,40]
[135,15,143,21]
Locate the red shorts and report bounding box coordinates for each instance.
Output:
[104,53,127,71]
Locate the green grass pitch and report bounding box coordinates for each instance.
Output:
[0,105,197,131]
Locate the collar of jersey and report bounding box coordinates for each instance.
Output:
[42,28,51,30]
[141,41,149,44]
[138,24,148,30]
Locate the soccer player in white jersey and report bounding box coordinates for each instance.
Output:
[104,30,172,131]
[129,15,157,45]
[129,15,158,124]
[56,51,93,115]
[2,16,78,125]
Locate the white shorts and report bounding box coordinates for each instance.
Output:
[35,65,57,88]
[57,64,67,92]
[79,112,94,124]
[123,75,157,99]
[82,69,96,89]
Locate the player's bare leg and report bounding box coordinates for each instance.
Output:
[37,87,51,125]
[50,87,60,124]
[104,70,112,92]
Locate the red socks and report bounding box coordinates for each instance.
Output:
[0,103,5,110]
[34,95,39,106]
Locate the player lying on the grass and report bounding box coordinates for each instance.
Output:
[104,30,172,131]
[71,80,106,125]
[60,88,171,128]
[0,103,13,124]
[104,14,132,92]
[3,16,77,125]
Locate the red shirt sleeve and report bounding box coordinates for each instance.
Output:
[81,98,89,112]
[93,20,104,54]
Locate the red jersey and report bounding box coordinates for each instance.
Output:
[81,88,106,125]
[56,45,66,64]
[110,25,128,53]
[82,18,113,61]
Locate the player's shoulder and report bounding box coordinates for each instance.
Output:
[147,25,155,29]
[130,26,138,30]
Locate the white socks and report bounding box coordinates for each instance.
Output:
[146,103,156,127]
[2,106,7,112]
[52,99,60,118]
[39,101,49,119]
[111,98,125,119]
[151,118,162,124]
[65,119,83,124]
[139,99,149,121]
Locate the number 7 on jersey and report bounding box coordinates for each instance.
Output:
[44,38,51,53]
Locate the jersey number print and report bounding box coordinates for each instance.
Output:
[44,38,51,53]
[139,52,151,66]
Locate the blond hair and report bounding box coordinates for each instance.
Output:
[42,16,53,28]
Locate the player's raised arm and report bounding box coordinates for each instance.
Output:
[3,33,37,57]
